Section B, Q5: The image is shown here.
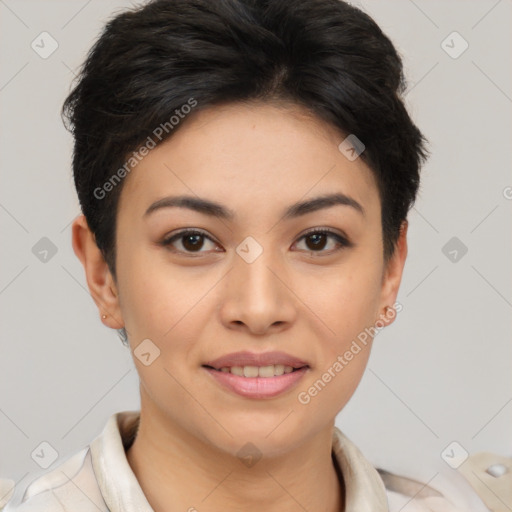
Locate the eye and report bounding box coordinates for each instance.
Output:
[160,227,352,256]
[160,229,221,255]
[293,228,352,255]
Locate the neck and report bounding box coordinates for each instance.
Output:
[126,401,344,512]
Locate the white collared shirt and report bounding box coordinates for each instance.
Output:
[2,411,486,512]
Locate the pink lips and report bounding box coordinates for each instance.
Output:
[203,350,309,370]
[202,350,310,399]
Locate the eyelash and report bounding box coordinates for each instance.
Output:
[159,227,352,257]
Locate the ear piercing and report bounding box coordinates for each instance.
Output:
[378,305,394,324]
[102,314,107,319]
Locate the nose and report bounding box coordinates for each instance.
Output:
[218,246,297,336]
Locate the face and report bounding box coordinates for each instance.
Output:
[74,101,407,458]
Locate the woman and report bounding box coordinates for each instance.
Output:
[2,0,487,510]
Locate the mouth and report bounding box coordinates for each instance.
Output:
[201,351,311,399]
[202,364,308,378]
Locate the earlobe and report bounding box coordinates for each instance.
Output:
[71,214,124,330]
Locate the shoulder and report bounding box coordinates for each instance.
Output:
[377,462,496,512]
[379,468,466,512]
[1,479,15,511]
[332,426,490,512]
[3,447,108,512]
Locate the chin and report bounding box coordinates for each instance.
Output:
[202,413,310,458]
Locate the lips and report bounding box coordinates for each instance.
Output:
[202,350,310,371]
[202,351,311,398]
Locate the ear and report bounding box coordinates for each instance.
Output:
[377,220,408,327]
[71,214,124,330]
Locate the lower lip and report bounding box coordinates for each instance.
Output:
[203,367,309,399]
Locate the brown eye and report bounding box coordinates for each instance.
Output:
[161,229,220,254]
[160,227,352,257]
[181,233,205,251]
[294,228,352,255]
[304,232,329,251]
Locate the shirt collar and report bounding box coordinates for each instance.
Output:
[331,425,388,511]
[90,410,388,512]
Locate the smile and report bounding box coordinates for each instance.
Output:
[203,364,303,378]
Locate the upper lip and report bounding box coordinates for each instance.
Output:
[203,351,310,370]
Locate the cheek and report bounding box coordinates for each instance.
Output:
[115,247,170,347]
[294,258,382,410]
[295,297,379,417]
[117,253,210,409]
[302,257,383,341]
[116,247,218,366]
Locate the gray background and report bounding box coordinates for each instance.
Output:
[1,0,511,505]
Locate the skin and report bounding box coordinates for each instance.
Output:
[72,101,408,512]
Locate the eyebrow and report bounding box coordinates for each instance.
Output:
[144,192,365,220]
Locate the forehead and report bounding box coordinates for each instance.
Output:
[118,102,380,223]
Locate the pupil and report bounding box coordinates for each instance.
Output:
[184,234,203,251]
[307,233,326,250]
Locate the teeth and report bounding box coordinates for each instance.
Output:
[274,364,285,376]
[243,366,259,378]
[230,366,244,376]
[217,364,298,377]
[259,365,277,377]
